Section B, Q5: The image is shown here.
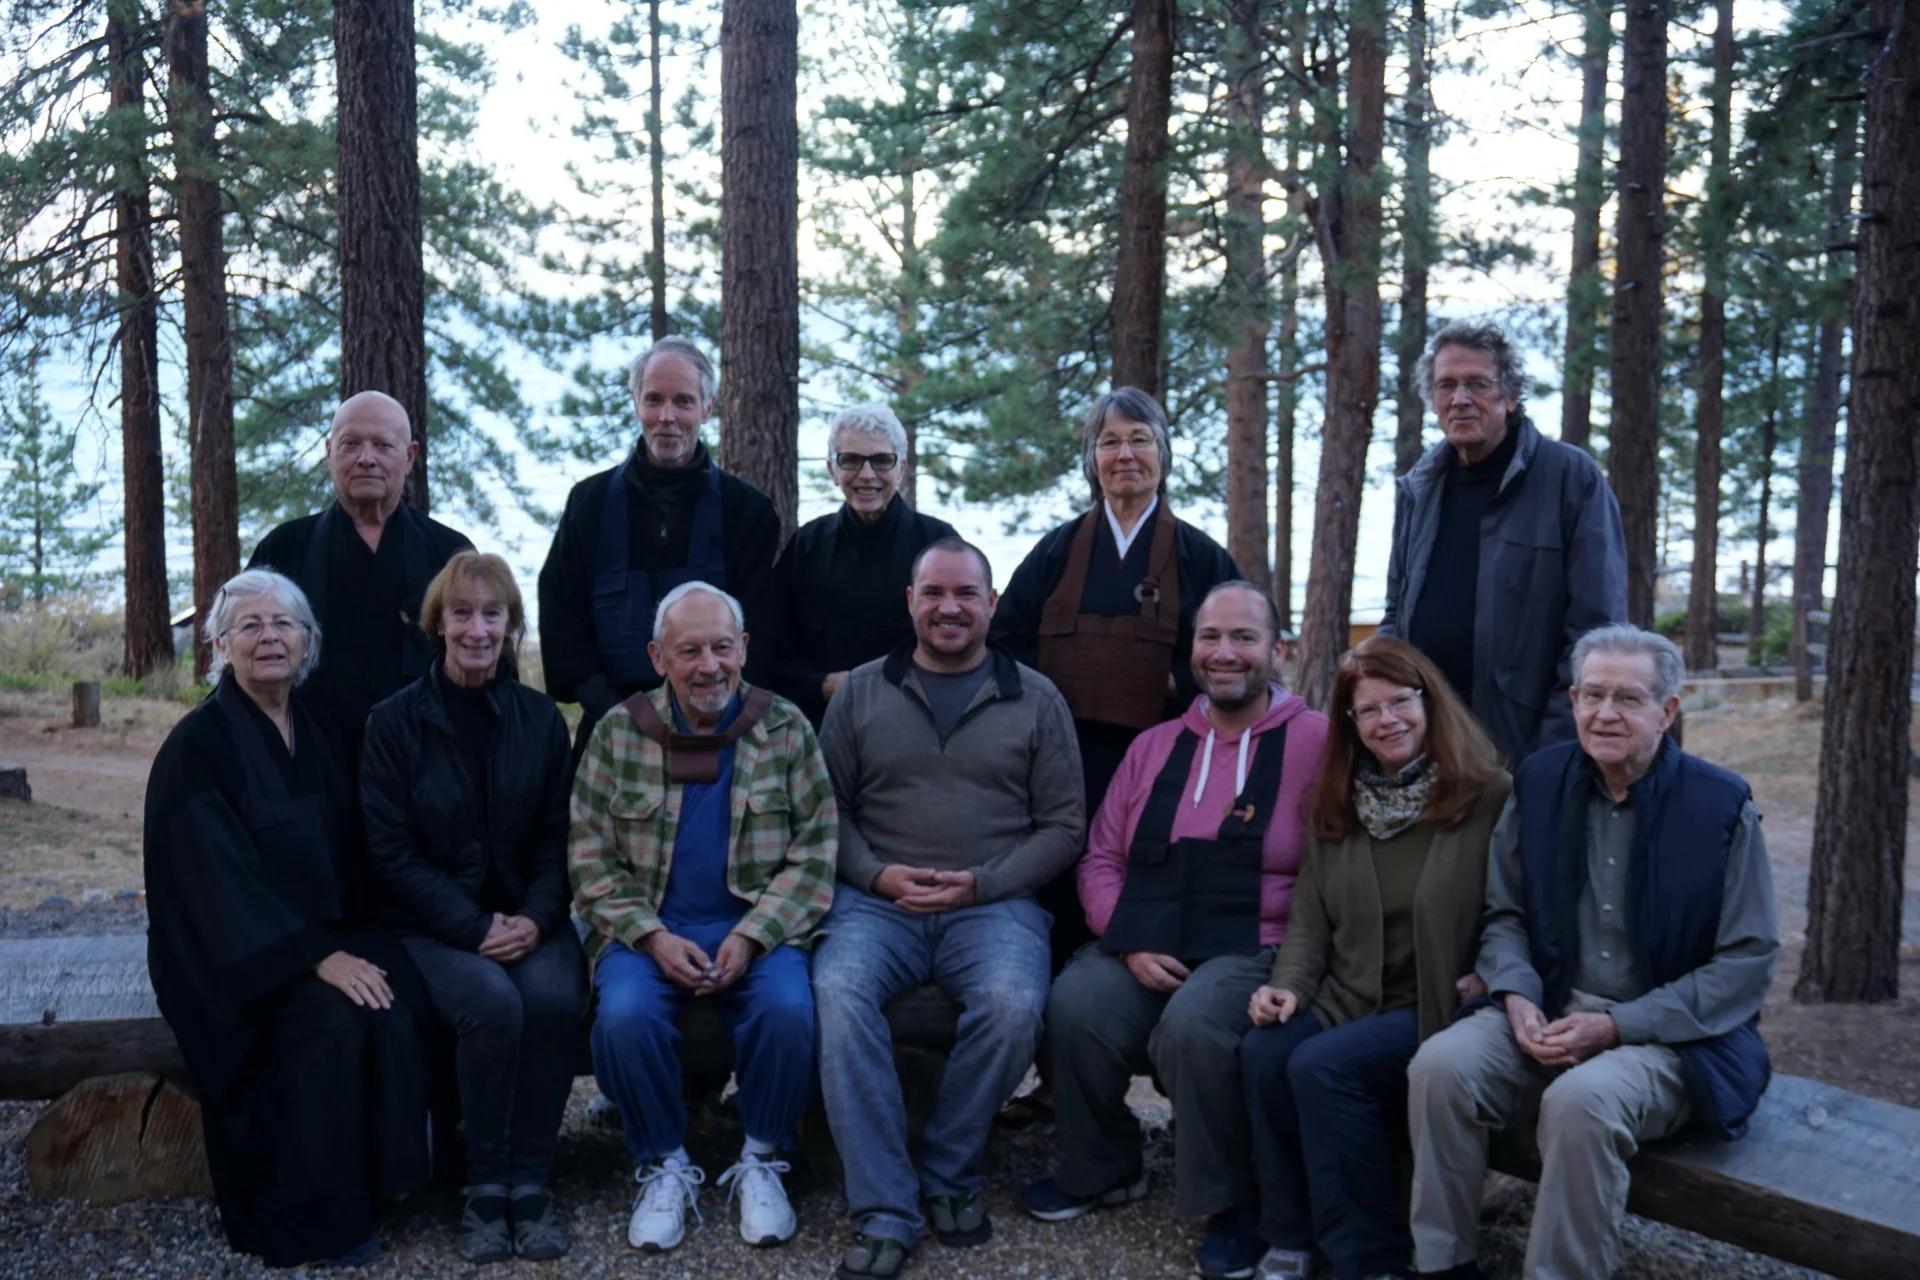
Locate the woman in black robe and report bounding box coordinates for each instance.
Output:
[144,568,431,1268]
[991,387,1243,970]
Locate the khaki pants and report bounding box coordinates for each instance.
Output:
[1406,998,1690,1279]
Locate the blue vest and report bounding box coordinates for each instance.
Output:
[1513,737,1770,1138]
[592,460,726,688]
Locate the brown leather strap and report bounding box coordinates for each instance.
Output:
[619,684,775,783]
[1038,508,1102,634]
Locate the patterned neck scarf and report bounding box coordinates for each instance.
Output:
[1353,755,1436,840]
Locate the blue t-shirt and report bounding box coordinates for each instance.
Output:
[658,691,747,927]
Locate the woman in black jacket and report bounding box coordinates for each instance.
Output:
[362,551,584,1264]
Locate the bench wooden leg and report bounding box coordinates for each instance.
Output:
[25,1072,212,1202]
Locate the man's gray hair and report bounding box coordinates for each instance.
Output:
[653,581,745,642]
[628,336,718,415]
[203,568,322,684]
[1571,624,1684,702]
[1415,320,1528,410]
[829,403,909,461]
[1080,386,1173,501]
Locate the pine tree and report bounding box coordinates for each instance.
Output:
[0,360,111,603]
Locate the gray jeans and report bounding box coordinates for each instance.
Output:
[1407,998,1690,1278]
[1047,945,1274,1218]
[403,929,585,1187]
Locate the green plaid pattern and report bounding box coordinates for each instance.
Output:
[568,683,838,959]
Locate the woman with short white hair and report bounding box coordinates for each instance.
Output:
[144,568,432,1268]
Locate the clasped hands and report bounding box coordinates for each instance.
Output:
[479,912,541,963]
[1504,993,1619,1067]
[873,864,977,914]
[645,928,761,995]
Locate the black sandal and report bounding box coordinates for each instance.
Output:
[836,1231,912,1278]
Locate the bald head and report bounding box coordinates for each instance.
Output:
[327,390,418,523]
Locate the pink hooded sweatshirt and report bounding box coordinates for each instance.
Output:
[1079,686,1329,947]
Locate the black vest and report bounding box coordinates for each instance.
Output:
[1514,738,1769,1137]
[1101,723,1288,962]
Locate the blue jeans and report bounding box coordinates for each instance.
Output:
[590,919,814,1165]
[813,885,1051,1245]
[1240,1007,1421,1279]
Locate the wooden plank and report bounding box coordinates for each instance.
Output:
[1491,1074,1920,1280]
[0,935,181,1099]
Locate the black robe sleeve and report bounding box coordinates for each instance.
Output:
[769,528,830,724]
[536,474,612,714]
[725,479,784,690]
[989,522,1074,669]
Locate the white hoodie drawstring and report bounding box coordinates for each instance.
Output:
[1190,724,1255,808]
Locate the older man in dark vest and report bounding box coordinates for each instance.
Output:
[1404,625,1778,1280]
[538,337,781,755]
[248,390,474,772]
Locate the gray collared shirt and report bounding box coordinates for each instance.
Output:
[1476,780,1779,1045]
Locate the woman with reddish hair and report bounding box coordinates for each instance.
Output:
[1238,636,1507,1280]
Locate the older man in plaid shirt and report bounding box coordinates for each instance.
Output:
[569,581,836,1255]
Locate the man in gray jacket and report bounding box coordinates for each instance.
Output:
[815,536,1086,1279]
[1380,321,1626,764]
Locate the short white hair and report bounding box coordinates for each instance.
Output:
[828,403,909,461]
[652,581,745,642]
[1571,624,1684,702]
[628,337,717,415]
[203,568,322,684]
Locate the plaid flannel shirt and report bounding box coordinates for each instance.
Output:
[568,682,838,960]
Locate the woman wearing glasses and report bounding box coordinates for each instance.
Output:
[770,403,956,725]
[143,569,432,1268]
[1237,636,1507,1280]
[991,388,1241,972]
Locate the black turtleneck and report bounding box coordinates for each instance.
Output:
[438,670,497,806]
[1408,422,1521,705]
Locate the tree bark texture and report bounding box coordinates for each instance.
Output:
[1297,0,1386,710]
[335,0,428,510]
[718,0,800,536]
[1793,108,1856,702]
[1606,0,1667,626]
[1560,1,1613,450]
[168,0,238,682]
[109,3,172,679]
[1685,0,1733,671]
[1797,0,1920,1005]
[1273,0,1306,630]
[649,0,669,341]
[1223,0,1268,582]
[1111,0,1174,397]
[1745,367,1776,669]
[1391,0,1431,476]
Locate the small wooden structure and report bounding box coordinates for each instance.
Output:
[70,681,100,729]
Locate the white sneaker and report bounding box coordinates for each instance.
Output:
[627,1157,705,1252]
[716,1151,797,1246]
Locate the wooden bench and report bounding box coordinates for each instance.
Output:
[1,933,959,1193]
[1488,1073,1920,1280]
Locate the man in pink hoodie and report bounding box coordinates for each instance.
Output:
[1021,581,1329,1280]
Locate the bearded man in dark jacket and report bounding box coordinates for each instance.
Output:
[537,337,781,755]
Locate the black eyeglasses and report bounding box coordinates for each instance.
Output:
[833,451,899,474]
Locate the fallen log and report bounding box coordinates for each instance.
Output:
[26,1072,210,1201]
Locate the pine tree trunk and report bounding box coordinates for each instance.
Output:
[1297,0,1386,710]
[1273,0,1305,631]
[718,0,800,536]
[109,3,172,679]
[1796,0,1919,1005]
[1391,0,1431,476]
[1223,0,1268,581]
[649,0,669,341]
[168,0,238,682]
[1606,0,1667,626]
[1685,0,1733,672]
[1745,345,1776,668]
[1560,1,1612,450]
[1793,108,1856,703]
[1111,0,1174,396]
[335,0,428,510]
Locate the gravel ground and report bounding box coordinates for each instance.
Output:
[0,1074,1831,1280]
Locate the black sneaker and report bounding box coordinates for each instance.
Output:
[1021,1168,1151,1221]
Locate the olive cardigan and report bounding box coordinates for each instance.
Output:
[1268,774,1510,1042]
